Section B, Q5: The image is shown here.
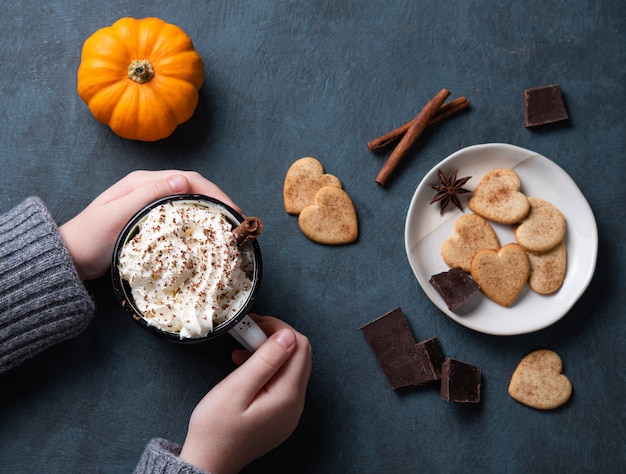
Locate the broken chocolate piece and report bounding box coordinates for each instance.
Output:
[524,84,569,127]
[429,267,480,310]
[417,337,446,380]
[360,308,441,389]
[440,358,481,403]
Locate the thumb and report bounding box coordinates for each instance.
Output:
[228,329,297,402]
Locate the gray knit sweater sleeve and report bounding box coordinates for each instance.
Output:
[134,438,208,474]
[0,197,95,374]
[0,198,205,473]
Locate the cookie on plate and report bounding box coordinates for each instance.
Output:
[527,241,567,295]
[470,243,530,307]
[441,213,500,272]
[468,169,530,224]
[514,197,566,252]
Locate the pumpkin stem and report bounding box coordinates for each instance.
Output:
[128,59,154,84]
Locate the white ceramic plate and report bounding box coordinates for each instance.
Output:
[404,143,597,335]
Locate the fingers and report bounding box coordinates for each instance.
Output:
[95,170,237,227]
[89,170,187,206]
[96,174,190,232]
[229,315,312,405]
[92,170,241,214]
[274,330,312,397]
[184,172,241,213]
[230,314,292,366]
[226,328,297,405]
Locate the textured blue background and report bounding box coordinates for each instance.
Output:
[0,1,624,472]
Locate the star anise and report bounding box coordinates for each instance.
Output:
[429,169,471,215]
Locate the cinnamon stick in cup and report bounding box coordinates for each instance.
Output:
[375,88,451,187]
[367,96,469,151]
[233,216,263,247]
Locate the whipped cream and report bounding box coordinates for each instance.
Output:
[118,200,255,339]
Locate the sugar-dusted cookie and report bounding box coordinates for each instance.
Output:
[441,213,500,272]
[527,241,567,295]
[283,157,342,215]
[508,349,572,410]
[470,243,530,307]
[468,169,530,224]
[298,186,358,245]
[514,197,566,252]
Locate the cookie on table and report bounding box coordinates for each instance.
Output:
[298,186,358,245]
[283,157,342,215]
[508,349,572,410]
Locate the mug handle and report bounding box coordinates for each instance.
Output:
[228,314,268,351]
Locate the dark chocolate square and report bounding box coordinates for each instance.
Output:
[360,308,441,389]
[429,267,480,310]
[524,84,569,127]
[440,358,481,403]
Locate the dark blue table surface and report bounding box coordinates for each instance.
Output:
[1,1,624,472]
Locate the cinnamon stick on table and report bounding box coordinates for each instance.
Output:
[367,96,470,151]
[375,88,451,187]
[233,216,263,247]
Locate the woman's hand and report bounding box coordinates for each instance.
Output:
[59,170,238,280]
[179,314,312,474]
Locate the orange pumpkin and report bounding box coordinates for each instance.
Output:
[77,17,204,141]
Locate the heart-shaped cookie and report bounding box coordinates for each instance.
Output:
[283,157,342,215]
[515,197,566,252]
[468,169,530,224]
[441,213,500,272]
[298,186,358,245]
[470,243,530,306]
[508,349,572,410]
